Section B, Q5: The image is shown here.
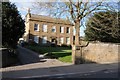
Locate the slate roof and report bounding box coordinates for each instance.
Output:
[29,14,73,25]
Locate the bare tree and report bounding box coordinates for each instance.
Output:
[32,0,113,45]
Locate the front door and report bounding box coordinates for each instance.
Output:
[51,38,56,43]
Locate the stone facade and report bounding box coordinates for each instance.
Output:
[23,12,74,46]
[72,42,120,64]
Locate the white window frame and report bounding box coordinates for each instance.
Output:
[52,26,56,32]
[34,36,39,43]
[67,27,70,33]
[60,37,64,44]
[42,24,47,32]
[42,36,47,44]
[60,26,64,33]
[73,27,76,36]
[34,24,39,31]
[66,37,70,44]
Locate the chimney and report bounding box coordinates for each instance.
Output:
[28,8,30,13]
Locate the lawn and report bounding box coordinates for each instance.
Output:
[25,45,72,63]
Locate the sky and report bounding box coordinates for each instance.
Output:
[9,0,119,37]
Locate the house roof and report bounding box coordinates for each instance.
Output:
[28,14,73,26]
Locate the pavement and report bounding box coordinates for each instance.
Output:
[0,46,119,79]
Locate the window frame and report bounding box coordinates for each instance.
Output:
[34,23,39,31]
[42,36,47,44]
[66,27,70,33]
[60,26,64,33]
[59,37,64,44]
[52,26,56,32]
[42,24,48,32]
[66,37,70,44]
[34,35,39,43]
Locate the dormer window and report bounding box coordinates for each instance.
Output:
[34,24,39,31]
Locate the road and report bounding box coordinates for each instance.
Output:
[2,68,119,80]
[55,68,119,78]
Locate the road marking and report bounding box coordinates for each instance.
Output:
[90,71,95,72]
[104,71,110,73]
[14,71,97,79]
[56,77,64,78]
[10,68,117,79]
[84,74,90,76]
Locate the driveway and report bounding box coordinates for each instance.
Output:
[17,46,40,64]
[0,46,72,72]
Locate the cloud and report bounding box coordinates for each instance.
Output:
[32,10,49,16]
[10,0,119,2]
[9,0,35,2]
[21,15,25,19]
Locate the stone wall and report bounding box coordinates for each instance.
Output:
[1,49,19,68]
[72,42,120,64]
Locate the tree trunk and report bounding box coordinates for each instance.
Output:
[75,22,80,45]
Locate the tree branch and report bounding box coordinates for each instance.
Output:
[81,2,103,19]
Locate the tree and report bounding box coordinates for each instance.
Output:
[0,2,2,47]
[84,11,120,43]
[33,0,110,45]
[2,2,25,49]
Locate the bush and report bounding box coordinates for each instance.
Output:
[67,45,72,48]
[61,44,68,47]
[23,42,29,46]
[60,44,72,48]
[28,40,38,46]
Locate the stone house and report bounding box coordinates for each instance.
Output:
[23,11,74,46]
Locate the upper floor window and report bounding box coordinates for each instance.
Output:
[42,24,47,32]
[34,24,39,31]
[66,27,70,33]
[73,27,76,35]
[52,26,56,32]
[60,26,64,33]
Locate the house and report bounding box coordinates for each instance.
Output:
[23,10,74,46]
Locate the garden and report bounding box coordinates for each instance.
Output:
[24,44,72,63]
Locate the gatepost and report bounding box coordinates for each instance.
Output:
[72,45,84,64]
[72,42,89,64]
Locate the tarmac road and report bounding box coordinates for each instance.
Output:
[2,68,119,80]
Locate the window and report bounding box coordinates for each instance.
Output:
[52,26,56,32]
[42,24,47,32]
[59,37,64,44]
[60,26,64,33]
[34,24,39,31]
[66,37,70,44]
[73,27,76,35]
[42,36,47,44]
[34,36,39,43]
[66,27,70,33]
